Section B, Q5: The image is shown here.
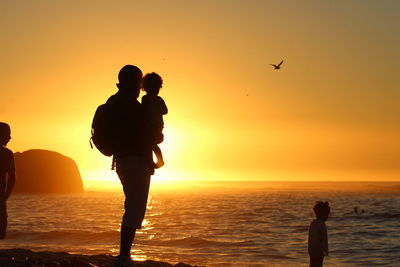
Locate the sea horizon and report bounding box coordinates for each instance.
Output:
[83,180,400,193]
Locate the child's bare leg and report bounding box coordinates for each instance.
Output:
[153,145,164,168]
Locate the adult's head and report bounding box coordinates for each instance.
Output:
[0,122,11,146]
[117,65,143,98]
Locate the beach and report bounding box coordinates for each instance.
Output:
[0,248,200,267]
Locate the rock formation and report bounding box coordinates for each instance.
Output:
[13,149,84,193]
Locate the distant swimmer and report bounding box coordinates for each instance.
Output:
[270,60,284,70]
[354,207,366,215]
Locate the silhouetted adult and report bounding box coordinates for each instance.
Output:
[107,65,154,264]
[0,122,16,239]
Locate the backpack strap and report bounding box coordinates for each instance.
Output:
[90,128,94,148]
[111,155,116,170]
[89,136,94,149]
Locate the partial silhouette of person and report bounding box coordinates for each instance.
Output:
[0,122,16,239]
[105,65,155,265]
[141,72,168,168]
[354,206,358,214]
[308,201,330,267]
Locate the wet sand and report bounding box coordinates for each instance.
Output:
[0,248,203,267]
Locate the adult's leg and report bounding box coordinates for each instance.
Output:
[119,226,136,257]
[116,156,152,258]
[120,171,151,229]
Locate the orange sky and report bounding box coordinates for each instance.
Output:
[1,1,399,189]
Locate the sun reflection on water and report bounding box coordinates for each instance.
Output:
[130,249,147,261]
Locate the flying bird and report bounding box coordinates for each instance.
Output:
[270,60,283,70]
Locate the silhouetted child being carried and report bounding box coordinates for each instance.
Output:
[0,122,16,239]
[142,72,168,168]
[308,201,330,267]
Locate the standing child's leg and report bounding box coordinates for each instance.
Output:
[153,145,164,168]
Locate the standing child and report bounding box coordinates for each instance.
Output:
[308,201,330,267]
[141,72,168,168]
[0,122,16,239]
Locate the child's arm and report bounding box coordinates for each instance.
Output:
[158,97,168,115]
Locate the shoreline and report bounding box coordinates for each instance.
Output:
[0,248,203,267]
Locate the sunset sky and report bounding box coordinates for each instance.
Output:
[1,1,399,189]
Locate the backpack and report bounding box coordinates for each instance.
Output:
[90,103,116,157]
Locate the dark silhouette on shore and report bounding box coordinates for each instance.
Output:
[0,122,16,239]
[270,60,284,69]
[91,65,157,265]
[308,201,330,267]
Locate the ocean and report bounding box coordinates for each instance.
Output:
[0,182,399,267]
